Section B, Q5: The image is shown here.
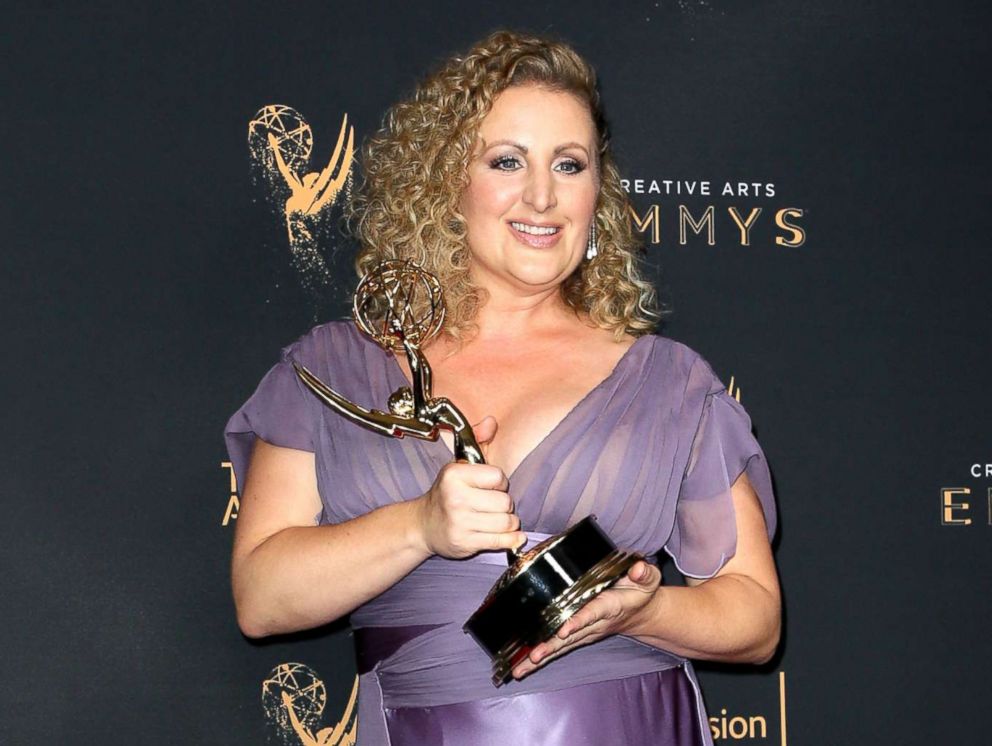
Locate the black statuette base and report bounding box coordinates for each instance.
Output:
[463,516,640,686]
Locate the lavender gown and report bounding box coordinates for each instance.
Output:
[225,321,777,746]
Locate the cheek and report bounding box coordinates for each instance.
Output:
[553,172,598,220]
[462,174,519,223]
[576,190,598,218]
[574,175,600,214]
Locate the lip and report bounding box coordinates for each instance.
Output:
[507,220,564,249]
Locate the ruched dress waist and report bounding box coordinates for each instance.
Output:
[351,533,711,745]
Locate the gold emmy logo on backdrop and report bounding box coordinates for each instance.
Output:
[220,461,239,526]
[709,671,788,744]
[248,104,356,294]
[261,663,358,745]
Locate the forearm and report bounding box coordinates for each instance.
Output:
[625,573,781,664]
[233,498,430,638]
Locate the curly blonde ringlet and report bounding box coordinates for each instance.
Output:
[348,29,660,341]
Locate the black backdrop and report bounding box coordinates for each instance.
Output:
[3,1,990,744]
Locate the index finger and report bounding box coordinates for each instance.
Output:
[459,463,509,492]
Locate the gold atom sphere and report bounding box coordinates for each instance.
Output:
[353,260,446,352]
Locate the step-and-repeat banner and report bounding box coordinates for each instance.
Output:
[3,2,989,744]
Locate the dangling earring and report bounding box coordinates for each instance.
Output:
[586,219,598,260]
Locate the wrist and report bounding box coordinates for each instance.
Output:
[621,583,665,638]
[402,495,434,561]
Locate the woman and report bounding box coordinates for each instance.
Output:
[226,30,780,746]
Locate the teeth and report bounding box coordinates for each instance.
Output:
[511,221,560,236]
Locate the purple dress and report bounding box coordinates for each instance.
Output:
[225,321,777,746]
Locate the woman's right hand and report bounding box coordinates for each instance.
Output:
[414,416,526,559]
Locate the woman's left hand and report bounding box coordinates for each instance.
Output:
[511,559,663,679]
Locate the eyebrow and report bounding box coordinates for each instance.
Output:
[482,139,590,157]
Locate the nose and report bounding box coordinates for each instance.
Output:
[521,167,557,213]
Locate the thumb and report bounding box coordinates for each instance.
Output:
[629,560,661,587]
[472,415,499,446]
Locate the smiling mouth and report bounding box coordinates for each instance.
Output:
[510,221,561,236]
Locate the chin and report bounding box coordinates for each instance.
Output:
[504,257,577,290]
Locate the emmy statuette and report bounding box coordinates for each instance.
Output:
[294,261,640,686]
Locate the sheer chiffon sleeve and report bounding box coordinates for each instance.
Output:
[223,341,316,497]
[664,386,777,579]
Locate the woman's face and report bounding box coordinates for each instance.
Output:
[460,84,599,299]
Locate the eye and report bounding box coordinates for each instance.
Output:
[489,154,522,171]
[555,158,587,175]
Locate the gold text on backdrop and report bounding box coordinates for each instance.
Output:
[626,204,806,247]
[220,461,239,526]
[708,670,788,744]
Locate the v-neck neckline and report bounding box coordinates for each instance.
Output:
[371,329,652,482]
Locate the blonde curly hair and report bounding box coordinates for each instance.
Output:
[348,30,659,340]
